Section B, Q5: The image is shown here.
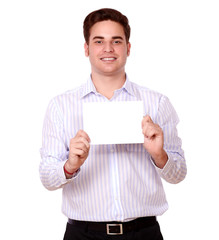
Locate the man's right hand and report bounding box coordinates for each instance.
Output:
[64,130,90,178]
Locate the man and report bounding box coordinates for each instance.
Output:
[40,8,187,240]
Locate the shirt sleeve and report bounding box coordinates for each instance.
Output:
[154,95,187,184]
[39,98,80,191]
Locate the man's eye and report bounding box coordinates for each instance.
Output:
[95,41,103,44]
[114,41,121,44]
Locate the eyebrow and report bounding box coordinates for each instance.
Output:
[92,36,124,40]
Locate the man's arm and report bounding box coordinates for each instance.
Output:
[39,98,90,190]
[142,96,187,184]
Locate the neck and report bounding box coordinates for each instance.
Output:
[91,72,126,99]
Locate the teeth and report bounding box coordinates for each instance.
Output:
[101,58,116,61]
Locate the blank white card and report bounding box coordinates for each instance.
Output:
[83,101,144,145]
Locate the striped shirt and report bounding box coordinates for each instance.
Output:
[39,76,187,222]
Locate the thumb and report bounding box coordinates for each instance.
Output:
[143,115,153,123]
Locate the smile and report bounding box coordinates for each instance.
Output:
[100,57,117,61]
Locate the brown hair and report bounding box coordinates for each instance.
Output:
[83,8,131,44]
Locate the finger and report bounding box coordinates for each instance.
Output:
[72,140,90,153]
[79,137,90,149]
[143,115,153,123]
[143,124,162,139]
[75,130,91,142]
[142,115,153,128]
[142,124,153,138]
[70,148,84,157]
[144,128,156,139]
[73,136,90,148]
[72,147,88,157]
[142,121,156,136]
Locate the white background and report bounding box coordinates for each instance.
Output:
[0,0,219,239]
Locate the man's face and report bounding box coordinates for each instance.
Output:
[84,20,131,77]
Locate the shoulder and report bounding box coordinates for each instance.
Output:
[129,80,165,102]
[46,83,86,115]
[51,83,85,104]
[128,80,175,121]
[58,83,85,100]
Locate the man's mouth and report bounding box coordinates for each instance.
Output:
[100,57,117,61]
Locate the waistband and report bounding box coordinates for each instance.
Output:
[68,216,157,235]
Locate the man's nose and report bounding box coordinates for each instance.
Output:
[103,42,114,52]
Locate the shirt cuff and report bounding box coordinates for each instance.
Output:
[151,154,175,176]
[57,160,81,184]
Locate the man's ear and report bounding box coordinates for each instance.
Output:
[84,42,89,57]
[127,42,131,56]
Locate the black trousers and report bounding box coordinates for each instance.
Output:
[63,220,163,240]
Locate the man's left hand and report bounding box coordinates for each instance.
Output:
[142,115,168,169]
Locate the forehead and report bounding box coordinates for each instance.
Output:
[89,20,125,39]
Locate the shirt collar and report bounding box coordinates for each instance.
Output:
[122,76,136,97]
[80,76,97,98]
[80,75,136,99]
